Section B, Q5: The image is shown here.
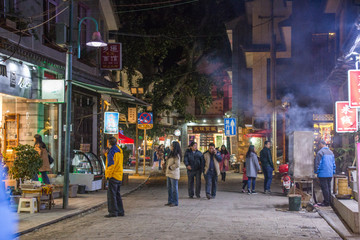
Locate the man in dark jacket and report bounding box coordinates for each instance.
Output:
[314,140,336,207]
[260,141,274,194]
[184,142,204,198]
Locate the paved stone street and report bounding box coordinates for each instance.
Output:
[19,169,341,240]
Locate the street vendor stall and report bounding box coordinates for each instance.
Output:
[70,150,105,191]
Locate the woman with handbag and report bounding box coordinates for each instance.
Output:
[163,141,182,207]
[33,134,51,184]
[219,145,230,182]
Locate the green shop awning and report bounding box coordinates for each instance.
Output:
[72,80,149,106]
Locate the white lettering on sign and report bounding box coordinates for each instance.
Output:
[18,77,32,89]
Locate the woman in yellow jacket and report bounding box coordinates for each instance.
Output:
[105,136,124,218]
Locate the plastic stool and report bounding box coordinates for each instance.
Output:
[18,197,38,214]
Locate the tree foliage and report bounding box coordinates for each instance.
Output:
[115,0,237,137]
[10,144,42,180]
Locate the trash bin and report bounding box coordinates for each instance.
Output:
[289,194,301,211]
[77,185,86,194]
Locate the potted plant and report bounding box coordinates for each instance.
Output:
[10,144,42,187]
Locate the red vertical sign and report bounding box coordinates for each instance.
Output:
[100,43,122,70]
[335,101,358,133]
[348,70,360,107]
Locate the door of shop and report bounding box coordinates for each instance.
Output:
[73,92,95,152]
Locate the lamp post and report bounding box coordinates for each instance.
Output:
[77,17,107,59]
[63,8,107,208]
[63,0,74,209]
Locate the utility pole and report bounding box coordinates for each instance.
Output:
[63,0,73,209]
[270,0,277,170]
[135,101,139,175]
[143,128,146,175]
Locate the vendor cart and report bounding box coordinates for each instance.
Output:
[70,150,105,191]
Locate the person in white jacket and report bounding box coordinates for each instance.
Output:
[164,141,182,207]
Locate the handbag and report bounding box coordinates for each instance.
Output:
[48,153,54,164]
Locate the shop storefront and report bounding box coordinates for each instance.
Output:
[187,124,227,152]
[0,58,61,173]
[313,114,334,146]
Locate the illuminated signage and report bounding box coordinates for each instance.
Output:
[104,112,119,134]
[41,79,65,103]
[335,101,358,133]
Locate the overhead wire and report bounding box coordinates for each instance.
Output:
[114,0,198,13]
[0,0,67,24]
[113,0,184,7]
[0,6,68,35]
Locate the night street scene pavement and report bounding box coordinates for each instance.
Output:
[18,168,341,240]
[2,0,360,240]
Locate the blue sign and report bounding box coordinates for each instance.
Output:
[138,112,153,124]
[224,118,236,136]
[104,112,119,134]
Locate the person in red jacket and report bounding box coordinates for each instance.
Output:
[105,136,124,218]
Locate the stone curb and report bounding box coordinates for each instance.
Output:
[317,208,347,240]
[15,174,151,237]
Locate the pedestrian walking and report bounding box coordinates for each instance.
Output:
[203,143,222,199]
[245,145,261,194]
[164,141,182,207]
[33,134,51,184]
[158,144,165,170]
[241,162,248,193]
[219,145,230,181]
[152,147,159,170]
[260,141,274,194]
[184,142,204,198]
[314,140,336,207]
[105,136,125,218]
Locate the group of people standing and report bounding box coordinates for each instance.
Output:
[170,142,230,205]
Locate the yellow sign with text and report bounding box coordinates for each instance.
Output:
[138,124,153,130]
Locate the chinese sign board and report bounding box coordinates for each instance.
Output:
[100,43,122,70]
[138,112,153,130]
[104,112,119,134]
[335,101,358,133]
[128,107,136,124]
[42,79,65,103]
[224,118,237,136]
[348,70,360,107]
[192,126,218,133]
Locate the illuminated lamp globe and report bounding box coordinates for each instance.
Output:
[86,32,107,47]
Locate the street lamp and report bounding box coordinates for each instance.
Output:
[63,10,107,208]
[77,17,107,58]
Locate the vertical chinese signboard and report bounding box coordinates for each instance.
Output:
[100,43,122,70]
[335,101,358,133]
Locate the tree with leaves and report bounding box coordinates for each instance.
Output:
[114,0,239,137]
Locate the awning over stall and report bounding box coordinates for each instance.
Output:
[72,80,150,106]
[118,132,134,144]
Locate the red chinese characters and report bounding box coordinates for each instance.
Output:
[101,43,122,70]
[335,101,358,133]
[348,70,360,107]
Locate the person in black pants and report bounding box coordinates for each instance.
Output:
[184,142,204,198]
[314,140,336,207]
[105,137,125,217]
